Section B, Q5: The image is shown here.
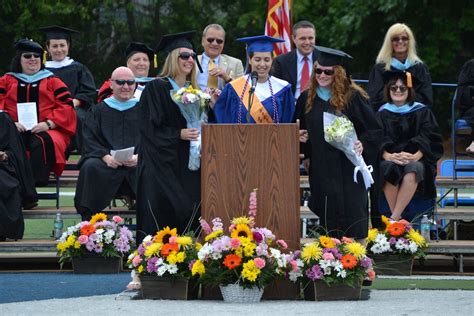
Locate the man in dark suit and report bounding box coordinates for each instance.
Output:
[271,21,317,99]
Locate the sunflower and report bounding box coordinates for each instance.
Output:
[154,227,177,244]
[345,242,366,259]
[387,222,406,237]
[230,224,253,240]
[204,229,223,242]
[340,254,358,269]
[223,254,242,269]
[319,235,335,248]
[301,243,323,263]
[367,228,379,242]
[160,242,179,257]
[89,212,107,225]
[408,228,426,247]
[231,216,254,226]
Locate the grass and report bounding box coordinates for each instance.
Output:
[371,278,474,290]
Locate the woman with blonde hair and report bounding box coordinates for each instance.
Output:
[294,46,382,242]
[368,23,433,110]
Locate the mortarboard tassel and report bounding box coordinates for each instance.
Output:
[154,54,158,68]
[406,71,413,88]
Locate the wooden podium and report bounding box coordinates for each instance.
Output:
[201,123,301,250]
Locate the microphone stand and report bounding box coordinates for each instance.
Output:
[246,89,255,123]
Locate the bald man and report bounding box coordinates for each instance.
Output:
[74,67,140,220]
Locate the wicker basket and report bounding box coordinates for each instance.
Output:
[219,284,264,303]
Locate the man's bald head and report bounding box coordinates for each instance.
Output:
[110,66,136,102]
[111,66,134,80]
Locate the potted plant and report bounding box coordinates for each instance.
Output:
[56,213,134,273]
[366,216,427,276]
[127,227,199,300]
[296,235,375,301]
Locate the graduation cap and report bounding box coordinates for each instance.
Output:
[125,42,157,68]
[39,25,79,42]
[382,70,415,88]
[314,45,353,68]
[14,38,44,55]
[156,31,202,73]
[236,35,285,53]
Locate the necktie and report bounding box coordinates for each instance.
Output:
[207,58,218,89]
[300,56,310,92]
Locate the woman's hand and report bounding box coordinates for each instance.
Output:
[102,154,122,169]
[31,122,49,134]
[73,99,82,107]
[122,154,138,168]
[299,129,309,143]
[0,151,8,162]
[208,88,221,109]
[400,151,423,163]
[353,140,363,155]
[303,158,310,173]
[181,128,199,141]
[15,122,27,133]
[383,151,408,165]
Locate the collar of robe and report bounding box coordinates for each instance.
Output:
[7,69,54,83]
[167,76,191,91]
[45,57,75,69]
[316,86,332,101]
[104,96,139,111]
[390,57,415,71]
[378,101,425,114]
[135,76,155,83]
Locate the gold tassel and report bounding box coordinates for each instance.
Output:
[154,54,158,68]
[43,51,47,64]
[406,71,413,88]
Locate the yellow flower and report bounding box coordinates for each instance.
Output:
[367,228,379,242]
[57,242,67,252]
[176,236,192,246]
[154,227,177,244]
[144,242,161,257]
[167,251,186,264]
[137,265,144,274]
[241,260,261,282]
[301,242,323,263]
[243,241,256,257]
[192,260,205,276]
[345,242,366,259]
[204,230,223,242]
[408,228,426,247]
[381,215,391,231]
[196,242,203,251]
[231,224,253,240]
[319,236,335,248]
[74,241,81,249]
[231,216,254,225]
[90,213,107,225]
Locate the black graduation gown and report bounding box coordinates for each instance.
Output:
[136,78,200,243]
[74,102,139,218]
[368,62,433,111]
[454,59,474,139]
[0,112,37,240]
[376,106,443,198]
[295,91,383,239]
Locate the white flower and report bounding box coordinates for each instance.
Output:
[319,259,332,269]
[289,270,303,282]
[408,241,418,254]
[337,269,347,278]
[167,264,178,274]
[323,266,332,275]
[270,248,281,258]
[127,253,135,260]
[143,235,153,243]
[186,93,199,103]
[210,252,222,260]
[157,265,168,276]
[333,261,344,272]
[198,244,214,261]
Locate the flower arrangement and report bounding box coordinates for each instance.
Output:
[126,227,197,278]
[366,216,427,258]
[172,85,212,111]
[191,190,298,290]
[57,213,134,267]
[296,235,375,286]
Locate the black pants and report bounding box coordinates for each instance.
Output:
[21,132,55,186]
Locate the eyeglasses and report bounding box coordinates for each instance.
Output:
[22,53,41,59]
[178,52,197,60]
[389,85,408,93]
[314,68,334,76]
[206,37,224,44]
[391,36,409,43]
[113,79,136,86]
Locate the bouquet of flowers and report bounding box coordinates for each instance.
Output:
[127,227,197,278]
[366,216,427,258]
[191,189,298,289]
[57,213,134,268]
[323,112,373,189]
[171,85,212,171]
[296,235,375,287]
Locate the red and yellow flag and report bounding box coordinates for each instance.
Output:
[265,0,292,56]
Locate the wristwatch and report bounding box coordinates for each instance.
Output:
[45,120,52,130]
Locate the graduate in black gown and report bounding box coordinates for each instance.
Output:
[40,26,96,153]
[454,59,474,153]
[136,31,208,243]
[295,46,383,242]
[74,67,139,220]
[377,71,443,221]
[0,112,38,241]
[367,23,433,111]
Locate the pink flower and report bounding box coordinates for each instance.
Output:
[368,269,376,281]
[228,224,236,233]
[322,252,335,261]
[199,218,212,235]
[254,257,266,269]
[342,237,353,244]
[332,238,341,245]
[276,239,288,249]
[253,231,263,244]
[132,255,142,267]
[248,189,257,218]
[78,235,88,244]
[230,238,241,249]
[112,216,123,223]
[169,236,178,244]
[291,260,298,272]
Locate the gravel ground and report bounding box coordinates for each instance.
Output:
[2,289,474,316]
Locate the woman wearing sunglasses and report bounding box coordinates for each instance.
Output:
[0,39,76,189]
[368,23,433,111]
[294,46,382,243]
[377,71,443,222]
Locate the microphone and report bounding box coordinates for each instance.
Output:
[249,71,258,93]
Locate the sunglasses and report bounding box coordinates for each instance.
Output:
[315,68,334,76]
[392,36,409,43]
[390,85,408,93]
[22,53,41,59]
[206,37,224,44]
[113,79,136,86]
[178,52,197,60]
